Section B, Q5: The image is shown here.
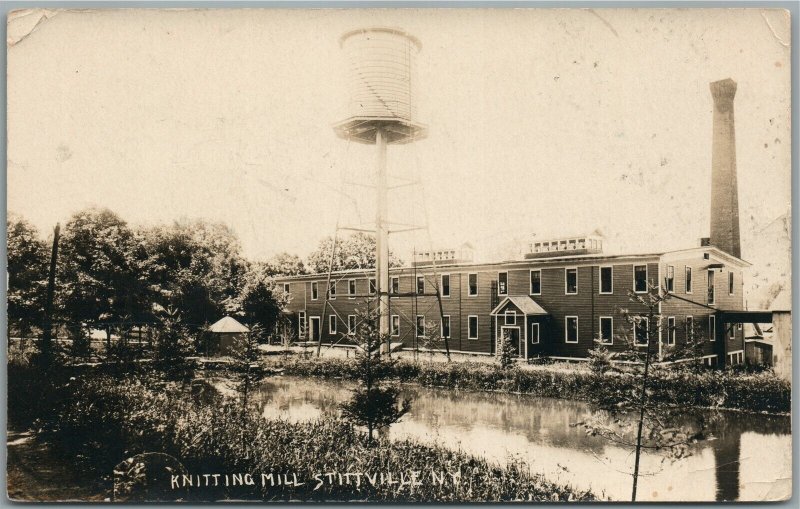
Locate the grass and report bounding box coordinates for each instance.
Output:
[11,361,596,502]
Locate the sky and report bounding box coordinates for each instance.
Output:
[7,8,791,269]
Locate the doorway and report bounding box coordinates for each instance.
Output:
[310,317,321,342]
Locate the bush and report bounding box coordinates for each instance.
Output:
[270,357,789,413]
[40,374,595,502]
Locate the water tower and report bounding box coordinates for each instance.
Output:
[333,27,428,338]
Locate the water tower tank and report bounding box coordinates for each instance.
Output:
[333,27,427,144]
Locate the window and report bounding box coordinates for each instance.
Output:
[530,270,541,295]
[707,270,715,305]
[530,323,540,344]
[391,315,400,336]
[666,265,674,293]
[685,266,693,293]
[565,316,579,343]
[505,310,516,325]
[703,252,710,260]
[311,281,319,300]
[391,276,399,294]
[441,274,450,297]
[468,273,478,296]
[634,317,649,345]
[417,276,425,295]
[667,317,676,345]
[686,316,694,341]
[468,316,479,339]
[329,281,336,300]
[348,279,356,299]
[728,272,734,295]
[498,272,508,296]
[599,266,613,294]
[416,315,425,338]
[298,311,306,340]
[328,315,337,334]
[599,317,613,345]
[283,283,290,294]
[441,315,451,339]
[369,278,376,295]
[729,322,736,340]
[634,265,648,293]
[708,315,716,341]
[565,268,578,294]
[347,315,356,335]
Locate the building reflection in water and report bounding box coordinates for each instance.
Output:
[250,376,790,502]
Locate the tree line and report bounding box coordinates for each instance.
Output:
[7,207,402,343]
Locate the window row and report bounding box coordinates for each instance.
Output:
[295,312,480,340]
[663,266,736,304]
[565,315,737,344]
[287,265,735,302]
[298,313,738,344]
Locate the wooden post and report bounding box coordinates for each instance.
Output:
[40,223,60,362]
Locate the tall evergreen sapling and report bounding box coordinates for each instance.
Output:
[152,307,194,382]
[578,283,709,502]
[231,325,265,410]
[496,330,518,370]
[340,306,411,443]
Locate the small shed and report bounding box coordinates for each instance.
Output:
[207,316,249,356]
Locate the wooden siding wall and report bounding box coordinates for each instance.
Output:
[279,254,745,361]
[661,252,746,362]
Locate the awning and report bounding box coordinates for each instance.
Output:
[715,310,774,323]
[490,295,549,316]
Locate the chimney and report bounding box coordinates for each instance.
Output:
[709,78,741,258]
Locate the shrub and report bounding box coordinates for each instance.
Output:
[40,374,595,502]
[269,357,789,413]
[496,332,517,370]
[587,346,615,374]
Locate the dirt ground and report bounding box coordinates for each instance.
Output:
[6,429,107,502]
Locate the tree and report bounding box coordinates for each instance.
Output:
[151,307,195,382]
[415,318,442,361]
[496,330,518,370]
[6,213,49,344]
[230,325,265,410]
[58,208,150,345]
[67,323,93,362]
[340,305,411,443]
[579,284,708,501]
[264,253,306,277]
[139,219,249,330]
[306,233,403,274]
[238,263,286,336]
[586,345,615,375]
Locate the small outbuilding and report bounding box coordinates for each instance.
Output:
[206,316,249,356]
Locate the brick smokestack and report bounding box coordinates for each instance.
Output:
[709,78,741,258]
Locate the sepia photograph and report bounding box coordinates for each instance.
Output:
[5,7,793,503]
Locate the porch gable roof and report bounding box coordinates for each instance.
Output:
[490,295,549,316]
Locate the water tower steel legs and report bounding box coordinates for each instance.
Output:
[376,128,391,349]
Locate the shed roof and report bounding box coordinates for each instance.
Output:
[208,316,250,333]
[491,296,549,316]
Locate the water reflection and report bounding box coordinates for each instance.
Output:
[251,376,790,502]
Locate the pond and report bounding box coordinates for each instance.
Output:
[249,375,791,502]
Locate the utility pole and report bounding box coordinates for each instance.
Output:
[40,223,60,363]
